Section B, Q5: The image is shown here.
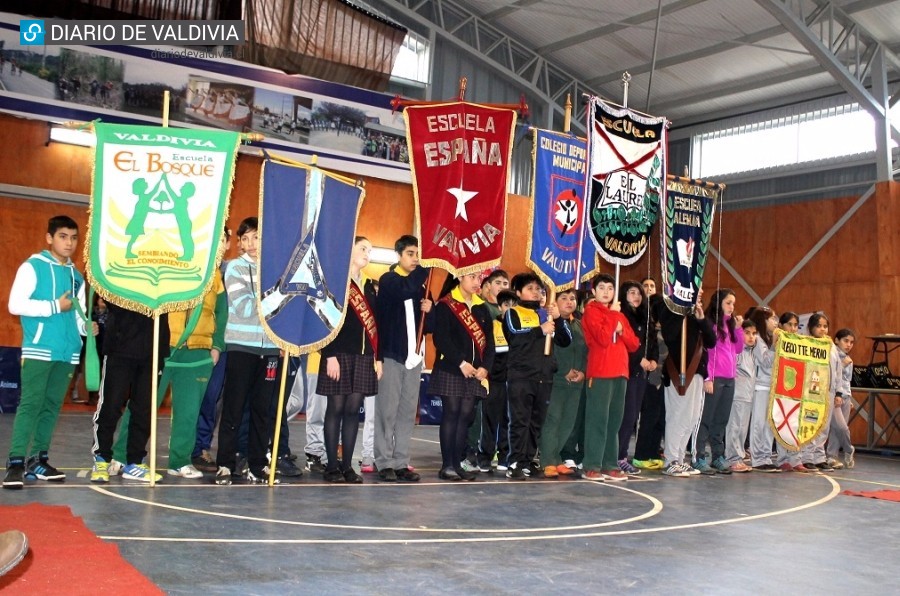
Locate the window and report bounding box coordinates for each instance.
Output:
[390,31,430,87]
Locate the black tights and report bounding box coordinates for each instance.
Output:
[324,393,364,472]
[439,394,476,470]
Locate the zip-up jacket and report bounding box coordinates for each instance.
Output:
[8,250,87,363]
[224,253,277,354]
[583,301,640,379]
[167,274,226,351]
[103,302,170,362]
[504,301,571,381]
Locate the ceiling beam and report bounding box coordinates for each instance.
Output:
[482,0,543,23]
[755,0,900,143]
[585,0,898,87]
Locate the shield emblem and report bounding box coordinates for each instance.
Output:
[768,332,833,449]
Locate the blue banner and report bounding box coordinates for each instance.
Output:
[527,129,598,290]
[660,177,719,315]
[258,160,365,354]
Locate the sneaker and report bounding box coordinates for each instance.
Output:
[730,461,751,473]
[25,455,65,482]
[276,457,304,477]
[378,467,397,482]
[693,458,717,476]
[506,464,526,480]
[801,462,819,472]
[827,458,844,470]
[323,468,345,483]
[215,466,232,485]
[168,465,203,479]
[583,470,604,482]
[523,462,541,478]
[247,467,278,484]
[684,465,702,476]
[108,460,124,476]
[778,463,794,472]
[235,454,249,476]
[3,459,25,490]
[556,464,575,476]
[360,462,377,473]
[815,462,834,473]
[342,468,363,484]
[305,453,325,473]
[752,464,781,473]
[618,458,641,476]
[712,456,733,475]
[122,463,163,483]
[395,467,421,482]
[845,446,855,469]
[476,460,493,473]
[662,462,690,478]
[794,464,814,473]
[602,469,628,482]
[191,450,218,473]
[459,459,479,473]
[544,465,559,478]
[631,458,662,470]
[90,456,110,484]
[496,464,509,472]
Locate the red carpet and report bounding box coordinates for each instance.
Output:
[841,489,900,502]
[0,503,162,594]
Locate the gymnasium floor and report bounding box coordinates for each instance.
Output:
[2,412,898,594]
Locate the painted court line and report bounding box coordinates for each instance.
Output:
[91,481,663,534]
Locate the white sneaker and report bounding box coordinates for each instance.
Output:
[215,466,232,485]
[663,462,690,478]
[108,460,124,476]
[168,465,203,479]
[845,446,855,469]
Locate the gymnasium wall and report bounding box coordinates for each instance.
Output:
[1,112,897,443]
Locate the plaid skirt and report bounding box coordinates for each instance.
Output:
[428,368,487,400]
[316,353,378,396]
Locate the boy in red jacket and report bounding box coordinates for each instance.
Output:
[581,274,639,481]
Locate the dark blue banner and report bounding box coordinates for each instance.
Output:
[660,178,719,315]
[0,347,22,414]
[258,161,364,354]
[527,129,597,290]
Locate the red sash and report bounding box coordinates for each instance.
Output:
[348,280,378,359]
[442,296,487,360]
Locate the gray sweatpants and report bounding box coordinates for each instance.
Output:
[362,394,375,462]
[374,358,422,471]
[725,399,752,463]
[800,404,832,464]
[749,387,776,467]
[663,375,704,466]
[826,398,853,458]
[304,375,327,461]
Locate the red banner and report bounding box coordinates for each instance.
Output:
[404,102,517,275]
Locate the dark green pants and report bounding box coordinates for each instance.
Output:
[539,381,583,467]
[582,377,627,472]
[8,359,75,458]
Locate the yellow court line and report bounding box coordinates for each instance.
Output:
[90,481,663,534]
[830,475,900,489]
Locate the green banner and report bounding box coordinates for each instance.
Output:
[87,123,239,314]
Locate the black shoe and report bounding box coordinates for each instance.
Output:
[506,466,526,480]
[476,459,493,473]
[191,450,218,473]
[3,460,25,490]
[815,462,834,472]
[235,454,249,476]
[342,468,363,484]
[802,463,819,472]
[26,455,65,482]
[455,468,477,481]
[395,467,420,482]
[438,467,462,481]
[752,464,782,473]
[305,453,325,474]
[378,467,397,482]
[276,457,304,477]
[323,468,345,483]
[247,467,278,484]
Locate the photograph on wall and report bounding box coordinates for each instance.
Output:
[121,57,189,119]
[251,87,313,144]
[183,76,255,132]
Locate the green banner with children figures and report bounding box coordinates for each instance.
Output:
[86,123,240,315]
[769,332,833,450]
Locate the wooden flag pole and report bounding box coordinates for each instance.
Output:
[563,93,572,134]
[458,76,467,101]
[268,352,292,487]
[148,90,172,487]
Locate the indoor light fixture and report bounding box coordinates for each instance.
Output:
[369,247,397,265]
[47,123,95,147]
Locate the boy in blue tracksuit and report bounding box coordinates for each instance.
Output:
[4,216,90,489]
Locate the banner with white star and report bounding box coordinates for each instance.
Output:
[527,128,599,291]
[403,101,517,275]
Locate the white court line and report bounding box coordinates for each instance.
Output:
[90,481,663,534]
[99,477,841,544]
